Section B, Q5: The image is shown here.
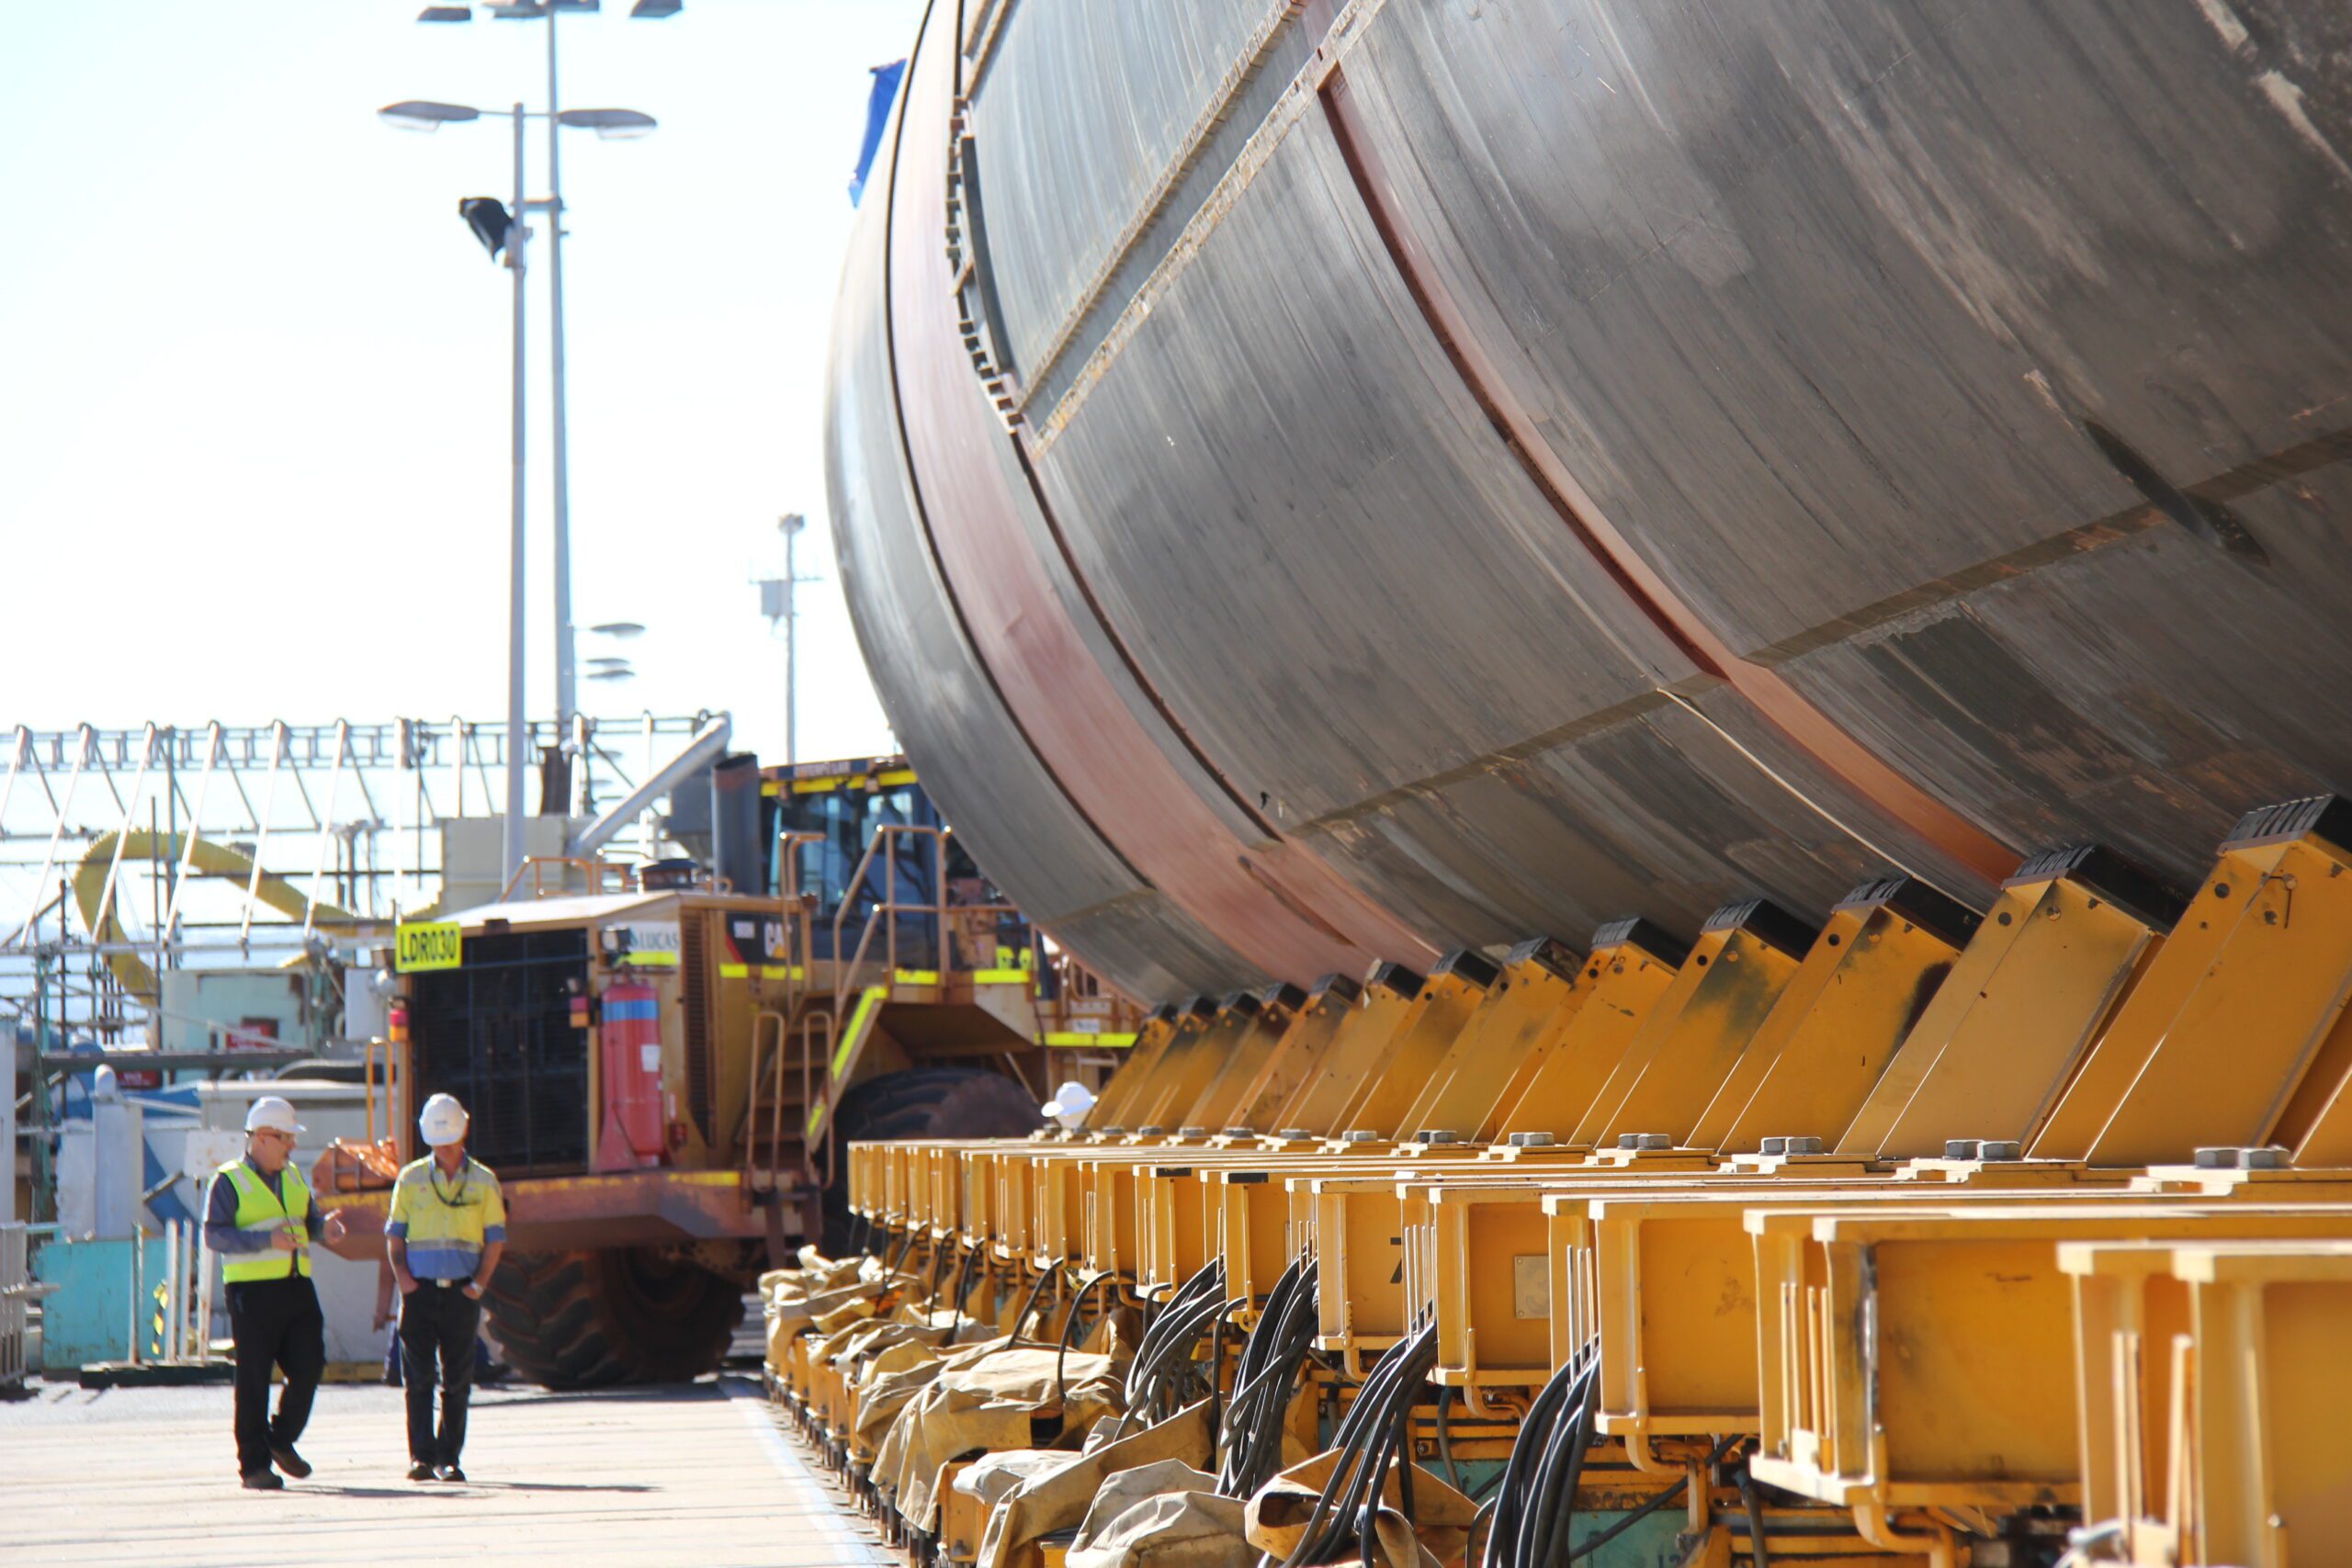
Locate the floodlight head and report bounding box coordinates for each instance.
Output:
[458,197,514,259]
[586,667,636,682]
[591,621,647,639]
[630,0,682,16]
[558,107,657,140]
[379,99,481,130]
[779,512,807,536]
[417,5,473,19]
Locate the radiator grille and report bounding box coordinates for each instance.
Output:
[405,928,589,1173]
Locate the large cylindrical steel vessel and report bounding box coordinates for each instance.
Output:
[825,0,2352,1002]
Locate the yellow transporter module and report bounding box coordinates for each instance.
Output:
[2036,797,2352,1168]
[1747,1204,2352,1568]
[2062,1237,2352,1568]
[1318,877,1968,1387]
[1408,843,2181,1411]
[1376,936,1593,1144]
[977,971,1435,1314]
[1564,898,1819,1153]
[1298,919,1697,1374]
[1513,813,2352,1560]
[1122,940,1621,1307]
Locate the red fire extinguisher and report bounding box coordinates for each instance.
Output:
[594,983,666,1171]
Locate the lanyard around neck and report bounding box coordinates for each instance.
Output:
[428,1159,472,1206]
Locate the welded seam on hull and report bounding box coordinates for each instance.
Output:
[961,0,1014,93]
[1031,0,1390,457]
[1282,687,1684,836]
[1312,60,2014,900]
[999,0,1309,420]
[875,0,1157,899]
[1754,423,2352,666]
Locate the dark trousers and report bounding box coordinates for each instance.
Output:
[398,1284,482,1466]
[226,1275,325,1478]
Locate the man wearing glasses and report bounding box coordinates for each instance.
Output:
[202,1094,349,1491]
[386,1092,506,1483]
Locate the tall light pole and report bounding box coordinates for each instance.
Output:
[780,513,805,766]
[420,0,674,749]
[504,102,529,884]
[381,89,655,883]
[382,99,534,885]
[546,7,574,739]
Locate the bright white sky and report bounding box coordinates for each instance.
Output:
[0,0,922,770]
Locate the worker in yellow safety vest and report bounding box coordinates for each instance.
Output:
[202,1095,348,1490]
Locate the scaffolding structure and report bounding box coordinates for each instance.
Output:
[0,714,722,1046]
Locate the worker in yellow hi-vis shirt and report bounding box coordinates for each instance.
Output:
[203,1095,349,1491]
[386,1093,505,1483]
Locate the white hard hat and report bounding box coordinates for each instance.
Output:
[1041,1080,1095,1126]
[245,1095,304,1135]
[418,1092,469,1147]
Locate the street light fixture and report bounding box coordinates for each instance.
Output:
[378,99,481,130]
[556,107,657,140]
[590,621,646,638]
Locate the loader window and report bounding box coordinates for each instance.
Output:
[776,784,931,923]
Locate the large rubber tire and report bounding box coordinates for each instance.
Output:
[481,1246,745,1390]
[823,1066,1045,1255]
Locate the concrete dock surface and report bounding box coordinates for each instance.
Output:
[3,1374,891,1566]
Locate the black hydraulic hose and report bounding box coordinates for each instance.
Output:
[1433,1386,1464,1495]
[1736,1465,1770,1568]
[1512,1363,1580,1568]
[1127,1289,1233,1428]
[1562,1434,1741,1562]
[1517,1360,1597,1568]
[1009,1265,1060,1344]
[934,1245,980,1328]
[1219,1258,1318,1498]
[1118,1262,1227,1427]
[1055,1271,1118,1405]
[1546,1370,1600,1568]
[1136,1263,1222,1371]
[1275,1337,1402,1568]
[1481,1356,1581,1568]
[1279,1322,1439,1568]
[1355,1338,1434,1568]
[923,1235,950,1304]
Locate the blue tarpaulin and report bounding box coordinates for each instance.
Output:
[849,59,906,207]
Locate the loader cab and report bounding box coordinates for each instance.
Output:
[762,757,1011,967]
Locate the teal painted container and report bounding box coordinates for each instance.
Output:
[1565,1508,1694,1567]
[33,1236,173,1372]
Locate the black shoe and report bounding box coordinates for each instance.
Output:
[269,1444,312,1479]
[241,1471,284,1492]
[408,1461,436,1482]
[435,1464,468,1483]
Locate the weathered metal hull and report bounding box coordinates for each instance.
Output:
[825,0,2352,1000]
